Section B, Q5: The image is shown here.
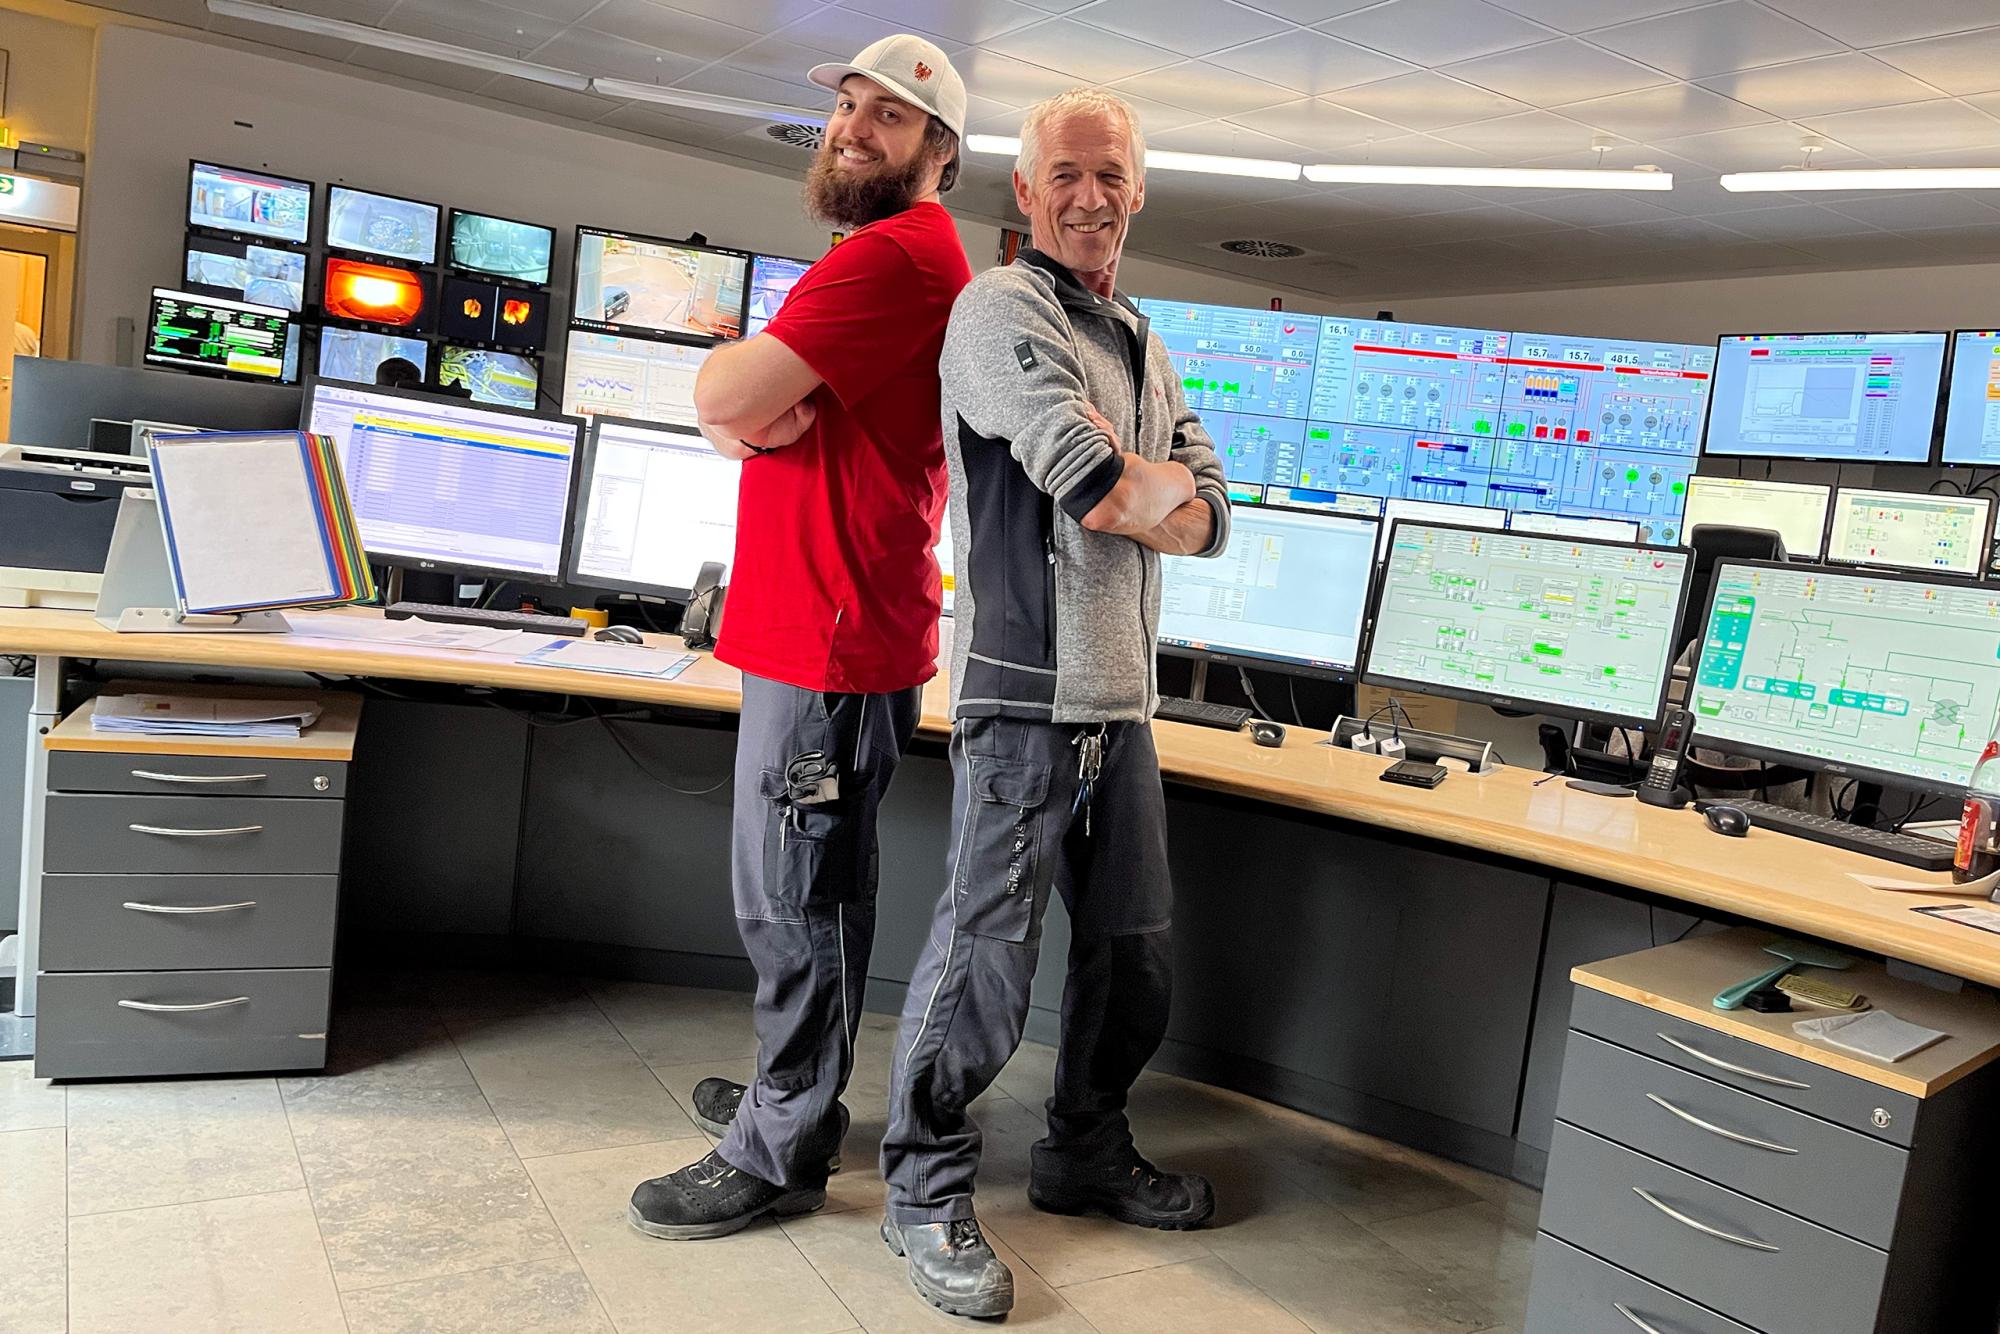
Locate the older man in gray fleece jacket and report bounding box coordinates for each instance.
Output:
[878,87,1231,1320]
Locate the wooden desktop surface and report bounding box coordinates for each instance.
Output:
[5,605,1996,987]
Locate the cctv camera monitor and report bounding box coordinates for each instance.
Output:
[326,185,440,265]
[317,328,430,385]
[745,253,812,338]
[572,226,749,342]
[183,234,308,313]
[144,288,295,383]
[321,256,430,331]
[446,209,555,286]
[187,160,312,246]
[440,345,539,411]
[438,276,549,351]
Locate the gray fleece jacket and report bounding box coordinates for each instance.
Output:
[940,249,1231,724]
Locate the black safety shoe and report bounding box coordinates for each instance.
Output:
[687,1077,845,1173]
[1026,1145,1216,1230]
[628,1148,825,1241]
[882,1217,1015,1319]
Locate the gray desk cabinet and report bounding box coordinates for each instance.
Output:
[1525,930,2000,1334]
[34,694,357,1080]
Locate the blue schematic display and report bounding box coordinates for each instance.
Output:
[1943,330,2000,466]
[1136,298,1713,543]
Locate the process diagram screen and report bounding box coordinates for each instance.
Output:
[1706,332,1946,463]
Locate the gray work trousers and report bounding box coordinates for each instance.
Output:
[715,672,922,1190]
[882,715,1174,1224]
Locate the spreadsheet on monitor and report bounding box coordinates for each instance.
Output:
[1943,330,2000,466]
[1826,488,1992,577]
[570,419,740,595]
[1691,561,2000,792]
[1366,523,1690,725]
[1681,476,1831,558]
[1705,333,1946,463]
[1379,498,1505,561]
[306,382,580,579]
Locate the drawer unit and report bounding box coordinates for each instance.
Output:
[39,874,340,972]
[1526,1234,1760,1334]
[1570,986,1918,1147]
[48,749,346,799]
[43,793,344,875]
[35,968,332,1080]
[1556,1031,1907,1249]
[1540,1122,1886,1334]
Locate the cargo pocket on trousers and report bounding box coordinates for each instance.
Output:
[757,768,849,920]
[955,756,1051,944]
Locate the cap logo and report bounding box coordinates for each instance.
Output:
[913,60,933,82]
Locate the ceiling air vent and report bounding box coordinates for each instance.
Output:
[765,123,824,151]
[1218,239,1305,260]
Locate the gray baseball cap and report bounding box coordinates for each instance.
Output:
[807,34,967,139]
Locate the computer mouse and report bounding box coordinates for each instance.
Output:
[1704,804,1752,838]
[594,625,644,644]
[1248,720,1286,748]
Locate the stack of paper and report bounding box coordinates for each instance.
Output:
[91,694,324,739]
[146,431,375,616]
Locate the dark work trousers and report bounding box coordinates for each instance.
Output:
[715,672,922,1191]
[881,714,1174,1225]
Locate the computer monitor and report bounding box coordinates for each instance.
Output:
[183,235,308,313]
[1826,487,1993,577]
[1942,329,2000,466]
[571,226,749,342]
[1263,485,1384,518]
[321,256,429,331]
[143,288,294,383]
[1378,497,1505,561]
[1704,332,1948,463]
[439,345,539,411]
[1507,512,1641,542]
[325,185,439,266]
[445,209,555,286]
[1681,476,1830,558]
[565,417,739,598]
[317,328,429,385]
[936,522,955,616]
[1690,560,2000,794]
[302,378,582,580]
[1138,299,1321,420]
[1496,331,1715,457]
[438,276,549,351]
[560,329,709,425]
[1158,504,1379,680]
[1365,521,1693,727]
[745,253,812,338]
[187,161,312,246]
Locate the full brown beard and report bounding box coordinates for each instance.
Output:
[805,140,929,230]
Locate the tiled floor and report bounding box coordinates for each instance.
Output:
[0,972,1537,1333]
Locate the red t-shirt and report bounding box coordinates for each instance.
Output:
[716,201,972,695]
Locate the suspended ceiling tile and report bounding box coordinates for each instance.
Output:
[1787,232,1941,264]
[1512,190,1680,225]
[583,0,762,63]
[490,0,604,20]
[239,0,397,21]
[1885,224,2000,258]
[1322,0,1557,68]
[983,18,1181,83]
[1696,53,1948,120]
[1147,120,1317,160]
[1109,61,1300,118]
[479,73,625,122]
[1674,201,1875,240]
[949,48,1089,105]
[1347,132,1505,164]
[381,0,569,54]
[1443,38,1672,106]
[1586,1,1840,81]
[832,0,1046,46]
[1072,0,1292,59]
[205,14,358,62]
[1330,70,1533,131]
[1823,191,2000,231]
[1480,0,1705,34]
[653,0,830,33]
[594,100,753,144]
[1234,0,1385,19]
[344,46,504,93]
[1647,120,1869,172]
[1555,82,1768,140]
[1204,30,1419,96]
[533,27,705,83]
[725,35,852,89]
[673,65,825,107]
[1870,26,2000,98]
[1801,98,2000,159]
[784,7,965,57]
[1226,99,1402,153]
[1432,109,1608,159]
[1757,0,1996,48]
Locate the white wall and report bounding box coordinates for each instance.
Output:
[78,25,1323,369]
[0,7,94,150]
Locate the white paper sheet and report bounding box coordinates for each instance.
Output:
[517,639,698,679]
[149,435,338,613]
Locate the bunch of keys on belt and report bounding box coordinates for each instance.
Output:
[780,750,840,848]
[1072,728,1105,836]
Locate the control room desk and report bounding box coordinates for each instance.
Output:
[5,605,1997,1185]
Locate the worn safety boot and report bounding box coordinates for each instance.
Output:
[1027,1144,1215,1230]
[628,1148,825,1240]
[881,1217,1015,1318]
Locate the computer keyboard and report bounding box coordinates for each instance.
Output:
[1153,697,1254,732]
[1715,800,1956,872]
[385,602,588,637]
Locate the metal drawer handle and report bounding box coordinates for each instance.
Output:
[1631,1187,1781,1253]
[122,901,258,915]
[128,823,264,837]
[1614,1304,1663,1334]
[117,996,250,1013]
[1656,1032,1810,1090]
[1646,1093,1798,1155]
[130,770,267,785]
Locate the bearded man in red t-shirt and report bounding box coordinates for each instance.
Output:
[628,35,974,1242]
